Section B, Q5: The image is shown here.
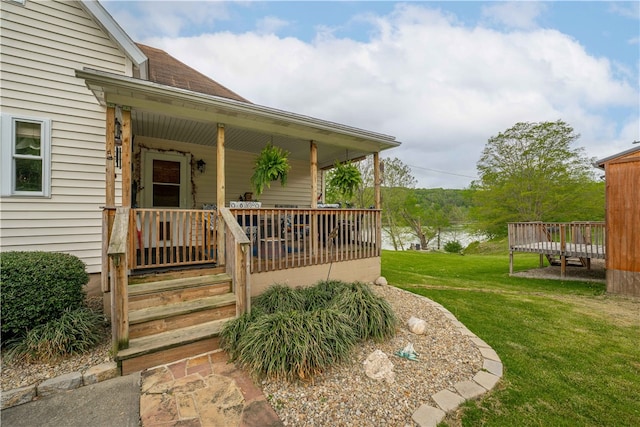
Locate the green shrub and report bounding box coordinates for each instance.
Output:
[236,309,356,381]
[5,307,103,363]
[444,240,463,253]
[331,282,397,342]
[0,251,89,340]
[252,284,305,313]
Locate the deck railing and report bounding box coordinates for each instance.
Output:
[508,221,606,258]
[230,208,381,273]
[125,207,380,273]
[129,208,217,270]
[508,221,606,276]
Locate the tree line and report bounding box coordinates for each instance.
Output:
[325,120,605,249]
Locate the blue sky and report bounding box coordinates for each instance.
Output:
[103,1,640,188]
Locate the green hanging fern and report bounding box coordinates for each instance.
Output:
[329,161,362,200]
[251,143,291,196]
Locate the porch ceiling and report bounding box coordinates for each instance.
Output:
[131,110,370,168]
[76,68,400,169]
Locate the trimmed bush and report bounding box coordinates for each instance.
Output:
[444,240,463,253]
[0,251,89,340]
[252,284,305,313]
[5,307,103,363]
[236,309,356,381]
[331,282,397,342]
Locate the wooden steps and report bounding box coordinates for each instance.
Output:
[116,268,236,374]
[118,320,225,375]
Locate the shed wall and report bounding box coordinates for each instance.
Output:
[604,153,640,296]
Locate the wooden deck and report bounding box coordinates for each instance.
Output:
[508,222,605,277]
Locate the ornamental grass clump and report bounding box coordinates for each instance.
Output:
[220,307,264,360]
[222,280,397,381]
[5,307,103,363]
[235,309,356,381]
[252,284,305,313]
[331,282,397,342]
[299,280,348,311]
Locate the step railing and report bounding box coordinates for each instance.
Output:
[220,207,251,315]
[107,207,130,353]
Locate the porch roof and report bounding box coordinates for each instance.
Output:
[75,68,400,168]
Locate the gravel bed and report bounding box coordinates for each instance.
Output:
[260,284,483,426]
[1,297,113,392]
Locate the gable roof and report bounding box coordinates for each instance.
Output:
[79,0,148,79]
[136,43,251,103]
[595,146,640,169]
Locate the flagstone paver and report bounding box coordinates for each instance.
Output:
[139,350,283,427]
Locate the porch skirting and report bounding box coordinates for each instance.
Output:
[249,257,381,296]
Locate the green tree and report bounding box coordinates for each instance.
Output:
[380,158,417,250]
[471,120,602,237]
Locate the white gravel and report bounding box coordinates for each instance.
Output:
[260,284,483,426]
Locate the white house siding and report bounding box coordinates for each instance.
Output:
[134,136,314,208]
[0,0,130,273]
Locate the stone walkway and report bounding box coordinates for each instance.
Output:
[139,350,282,427]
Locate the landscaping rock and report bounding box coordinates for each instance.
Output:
[37,371,82,397]
[363,350,395,383]
[1,385,36,409]
[407,316,428,335]
[374,276,388,286]
[83,362,119,385]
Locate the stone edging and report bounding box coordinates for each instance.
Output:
[1,362,119,410]
[409,294,503,427]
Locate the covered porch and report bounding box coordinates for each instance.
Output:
[76,66,396,372]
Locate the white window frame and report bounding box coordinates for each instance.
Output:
[1,113,52,197]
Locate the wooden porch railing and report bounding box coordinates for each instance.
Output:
[230,208,381,273]
[107,207,130,352]
[129,208,218,270]
[508,221,606,276]
[220,207,251,315]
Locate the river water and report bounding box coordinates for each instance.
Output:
[381,226,486,251]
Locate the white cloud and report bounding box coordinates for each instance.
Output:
[608,2,640,20]
[256,16,290,35]
[481,1,548,30]
[140,3,637,188]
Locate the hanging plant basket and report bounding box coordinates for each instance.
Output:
[329,160,362,201]
[251,143,291,196]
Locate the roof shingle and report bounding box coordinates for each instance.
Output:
[136,43,251,103]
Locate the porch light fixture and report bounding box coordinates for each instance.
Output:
[196,159,206,173]
[114,118,122,170]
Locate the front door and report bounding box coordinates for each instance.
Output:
[142,150,190,209]
[140,150,191,246]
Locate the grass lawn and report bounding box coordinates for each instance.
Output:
[382,250,640,427]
